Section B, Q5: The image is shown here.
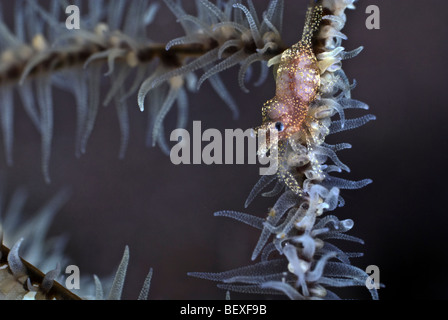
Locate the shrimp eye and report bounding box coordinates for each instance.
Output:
[275,121,284,132]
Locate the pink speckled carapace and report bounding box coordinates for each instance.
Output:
[257,5,322,156]
[257,42,320,155]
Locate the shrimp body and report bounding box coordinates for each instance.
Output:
[262,43,320,141]
[258,4,323,155]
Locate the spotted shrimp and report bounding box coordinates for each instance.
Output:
[257,3,323,156]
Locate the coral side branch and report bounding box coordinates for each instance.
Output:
[0,187,154,300]
[0,0,287,182]
[1,42,216,86]
[0,243,81,300]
